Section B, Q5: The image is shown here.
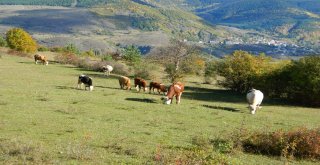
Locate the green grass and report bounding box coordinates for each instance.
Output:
[0,54,319,164]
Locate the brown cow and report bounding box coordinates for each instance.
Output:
[134,77,147,92]
[149,82,167,95]
[118,76,131,90]
[34,54,48,65]
[162,82,184,104]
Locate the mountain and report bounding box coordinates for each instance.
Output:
[0,0,319,57]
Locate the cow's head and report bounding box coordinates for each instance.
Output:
[161,96,171,105]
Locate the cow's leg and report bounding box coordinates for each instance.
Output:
[35,60,38,64]
[77,81,82,89]
[119,81,123,89]
[176,93,182,104]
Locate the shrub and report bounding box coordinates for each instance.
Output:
[242,127,320,160]
[204,60,218,84]
[262,56,320,106]
[54,52,79,65]
[38,46,49,52]
[7,49,31,58]
[0,35,7,47]
[101,54,113,61]
[133,61,158,79]
[216,51,273,93]
[6,28,37,53]
[122,45,141,65]
[81,49,95,57]
[64,43,80,55]
[180,54,206,76]
[112,62,131,76]
[286,56,320,106]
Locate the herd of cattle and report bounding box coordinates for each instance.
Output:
[34,54,264,114]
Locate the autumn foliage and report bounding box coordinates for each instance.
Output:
[242,127,320,160]
[6,28,37,53]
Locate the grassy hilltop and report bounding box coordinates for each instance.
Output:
[0,51,319,164]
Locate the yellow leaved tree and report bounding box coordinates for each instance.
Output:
[6,28,37,53]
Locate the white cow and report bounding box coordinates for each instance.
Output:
[246,89,264,114]
[102,65,113,76]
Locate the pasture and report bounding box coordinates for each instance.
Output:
[0,54,319,164]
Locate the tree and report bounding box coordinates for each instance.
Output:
[6,28,37,53]
[216,50,272,93]
[148,39,200,82]
[64,43,80,55]
[122,45,142,65]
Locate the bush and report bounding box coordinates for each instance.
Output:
[6,28,37,53]
[54,52,79,65]
[133,62,158,79]
[286,56,320,106]
[204,60,218,84]
[122,45,141,65]
[242,127,320,160]
[262,56,320,106]
[216,51,273,93]
[0,35,7,47]
[38,46,49,52]
[64,43,80,55]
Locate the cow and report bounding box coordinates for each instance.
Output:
[162,82,184,104]
[246,89,264,114]
[34,54,48,65]
[102,65,113,76]
[119,76,131,90]
[77,75,94,91]
[149,82,167,95]
[134,77,148,92]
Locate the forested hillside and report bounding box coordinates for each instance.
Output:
[193,0,320,46]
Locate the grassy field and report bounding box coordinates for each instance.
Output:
[0,53,319,164]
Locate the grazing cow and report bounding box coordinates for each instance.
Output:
[34,54,48,65]
[119,76,131,90]
[162,82,184,104]
[102,65,113,76]
[77,75,94,91]
[149,82,167,95]
[134,77,148,92]
[246,89,264,114]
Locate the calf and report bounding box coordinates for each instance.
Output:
[162,82,184,104]
[77,75,93,91]
[34,54,48,65]
[119,76,131,90]
[149,82,167,95]
[134,77,147,92]
[102,65,113,76]
[246,89,264,114]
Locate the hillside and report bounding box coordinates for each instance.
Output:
[192,0,320,47]
[0,0,319,56]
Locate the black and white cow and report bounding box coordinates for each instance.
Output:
[77,75,93,91]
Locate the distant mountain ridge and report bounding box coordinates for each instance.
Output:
[0,0,319,56]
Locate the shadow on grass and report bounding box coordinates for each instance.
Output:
[125,98,158,104]
[80,73,120,79]
[18,61,35,64]
[202,105,241,112]
[95,85,119,90]
[183,86,245,103]
[56,86,77,90]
